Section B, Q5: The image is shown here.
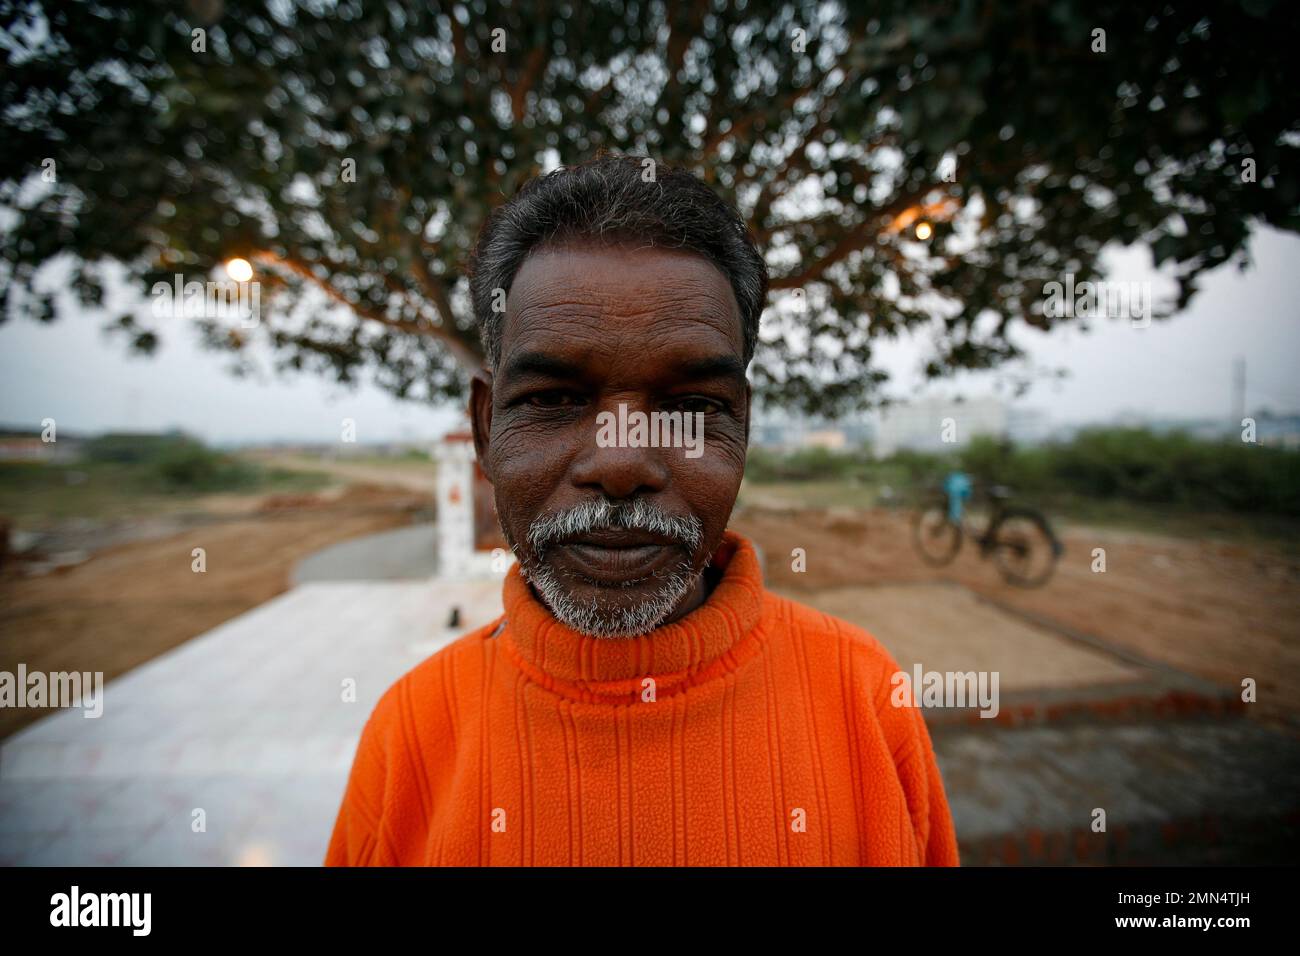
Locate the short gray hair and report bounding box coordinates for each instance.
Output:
[467,152,768,369]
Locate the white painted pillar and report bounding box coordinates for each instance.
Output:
[432,434,511,578]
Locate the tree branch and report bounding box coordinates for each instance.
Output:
[251,251,483,370]
[768,184,935,289]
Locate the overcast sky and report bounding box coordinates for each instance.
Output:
[1,226,1297,445]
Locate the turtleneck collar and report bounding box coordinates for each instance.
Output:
[499,530,765,701]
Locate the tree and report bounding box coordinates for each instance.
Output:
[2,0,1297,414]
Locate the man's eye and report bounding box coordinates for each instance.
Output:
[673,397,722,414]
[526,391,583,408]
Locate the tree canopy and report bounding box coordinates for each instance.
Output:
[2,0,1298,413]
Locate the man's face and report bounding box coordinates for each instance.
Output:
[470,241,751,637]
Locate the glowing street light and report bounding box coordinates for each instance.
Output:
[887,198,959,237]
[224,257,254,282]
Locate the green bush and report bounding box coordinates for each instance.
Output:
[84,431,190,464]
[83,431,261,491]
[745,446,866,482]
[150,440,258,491]
[745,428,1300,515]
[1035,428,1300,513]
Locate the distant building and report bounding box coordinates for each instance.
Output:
[871,396,1007,459]
[751,399,1300,458]
[752,396,1043,457]
[802,429,848,451]
[751,413,872,452]
[1256,413,1300,448]
[0,432,83,463]
[1006,407,1050,446]
[1099,411,1300,448]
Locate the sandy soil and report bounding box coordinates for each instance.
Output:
[0,484,432,740]
[4,488,1294,740]
[732,505,1300,716]
[253,454,438,493]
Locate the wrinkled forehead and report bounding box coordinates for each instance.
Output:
[498,241,746,381]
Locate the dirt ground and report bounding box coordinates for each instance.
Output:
[0,484,432,740]
[252,453,437,493]
[731,505,1300,717]
[4,482,1295,740]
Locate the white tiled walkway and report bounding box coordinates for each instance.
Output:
[0,577,504,866]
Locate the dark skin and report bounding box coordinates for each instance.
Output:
[469,240,752,627]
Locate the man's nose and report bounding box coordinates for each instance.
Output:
[570,406,671,500]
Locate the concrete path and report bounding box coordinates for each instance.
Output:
[0,576,503,866]
[291,523,438,584]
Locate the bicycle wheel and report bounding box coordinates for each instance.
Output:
[913,505,963,566]
[988,508,1061,587]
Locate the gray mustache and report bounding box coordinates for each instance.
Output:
[527,498,703,555]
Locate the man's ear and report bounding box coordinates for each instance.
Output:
[469,367,494,482]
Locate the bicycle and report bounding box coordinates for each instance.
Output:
[911,483,1064,588]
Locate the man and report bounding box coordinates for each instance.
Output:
[325,154,959,866]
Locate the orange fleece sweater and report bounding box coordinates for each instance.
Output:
[325,531,959,866]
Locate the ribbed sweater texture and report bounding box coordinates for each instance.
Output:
[326,531,960,866]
